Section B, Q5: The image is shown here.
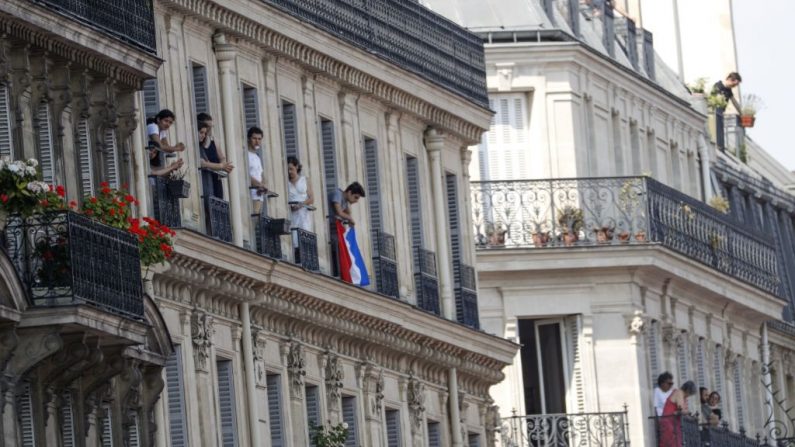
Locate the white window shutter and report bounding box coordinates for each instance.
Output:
[733,358,745,429]
[216,360,238,447]
[427,421,441,447]
[565,315,586,413]
[305,385,320,431]
[267,374,283,447]
[191,65,209,115]
[142,79,160,120]
[647,321,661,384]
[0,83,12,158]
[484,93,529,180]
[364,138,382,239]
[127,412,140,447]
[342,396,358,447]
[36,102,55,184]
[320,120,338,197]
[18,382,36,447]
[101,403,114,447]
[713,345,725,397]
[103,128,119,189]
[696,338,709,390]
[676,334,690,382]
[282,102,298,160]
[61,392,76,447]
[242,85,259,131]
[385,409,401,447]
[77,119,94,197]
[165,346,188,447]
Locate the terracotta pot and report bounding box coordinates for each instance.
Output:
[532,233,549,247]
[740,115,755,128]
[635,232,647,242]
[618,232,631,243]
[562,232,578,247]
[595,228,613,244]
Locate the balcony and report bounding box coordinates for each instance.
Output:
[33,0,156,53]
[205,196,233,243]
[150,175,181,229]
[455,262,479,329]
[2,211,143,318]
[501,411,630,446]
[262,0,488,107]
[650,415,773,447]
[414,248,440,315]
[471,177,780,297]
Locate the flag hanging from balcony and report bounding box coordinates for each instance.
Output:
[336,220,370,286]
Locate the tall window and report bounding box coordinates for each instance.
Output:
[468,433,481,447]
[216,359,238,447]
[77,119,95,197]
[103,128,120,189]
[281,101,298,160]
[305,385,321,439]
[676,333,690,383]
[267,374,284,447]
[385,408,401,447]
[61,392,76,447]
[733,358,745,429]
[364,137,382,241]
[696,338,709,391]
[0,83,12,158]
[320,120,338,198]
[341,395,358,447]
[165,346,188,447]
[480,93,528,180]
[101,403,113,447]
[646,130,657,176]
[713,345,725,397]
[647,320,661,384]
[612,112,623,174]
[671,142,682,189]
[191,64,209,115]
[36,102,55,184]
[142,78,160,120]
[427,421,441,447]
[242,84,259,131]
[19,382,35,447]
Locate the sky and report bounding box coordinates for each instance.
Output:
[733,0,795,170]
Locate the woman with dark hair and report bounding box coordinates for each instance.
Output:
[659,380,697,446]
[707,392,722,425]
[287,156,314,233]
[147,109,185,176]
[197,120,233,198]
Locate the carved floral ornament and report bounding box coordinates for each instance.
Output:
[325,352,345,410]
[407,374,426,430]
[191,310,213,372]
[286,340,306,395]
[627,310,646,335]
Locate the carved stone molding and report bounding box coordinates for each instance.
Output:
[286,340,306,397]
[627,310,646,335]
[407,374,426,432]
[324,352,344,412]
[191,310,213,373]
[252,328,267,387]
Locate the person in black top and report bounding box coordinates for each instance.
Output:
[197,113,234,199]
[711,72,742,111]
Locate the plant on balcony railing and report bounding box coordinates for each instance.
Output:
[502,410,630,447]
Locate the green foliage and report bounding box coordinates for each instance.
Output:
[311,422,349,447]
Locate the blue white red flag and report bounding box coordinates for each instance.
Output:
[336,220,370,286]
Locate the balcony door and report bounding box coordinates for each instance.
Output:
[519,318,569,415]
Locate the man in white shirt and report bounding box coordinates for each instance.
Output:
[246,127,268,214]
[654,371,674,416]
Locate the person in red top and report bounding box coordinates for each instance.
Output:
[659,380,696,447]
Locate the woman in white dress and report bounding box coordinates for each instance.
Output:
[287,156,314,238]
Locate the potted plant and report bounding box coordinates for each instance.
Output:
[311,421,349,447]
[530,221,549,247]
[0,158,50,228]
[738,143,749,164]
[167,168,191,199]
[557,206,584,246]
[593,225,614,244]
[706,93,728,111]
[740,94,763,128]
[708,196,730,214]
[688,77,707,97]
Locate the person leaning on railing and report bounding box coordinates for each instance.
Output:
[711,72,742,112]
[659,380,697,446]
[197,113,234,199]
[246,126,270,214]
[331,182,366,226]
[147,109,185,177]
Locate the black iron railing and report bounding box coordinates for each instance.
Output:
[455,263,479,329]
[294,228,319,272]
[651,416,771,447]
[414,248,440,315]
[253,214,285,259]
[502,411,630,446]
[262,0,488,107]
[3,211,143,318]
[33,0,156,53]
[471,177,780,296]
[206,196,232,243]
[373,231,399,298]
[150,176,181,229]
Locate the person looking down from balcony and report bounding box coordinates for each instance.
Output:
[247,127,268,214]
[707,392,722,426]
[331,182,366,226]
[147,141,183,177]
[711,72,742,112]
[147,109,186,155]
[197,114,234,199]
[654,372,675,417]
[287,156,314,232]
[659,380,696,447]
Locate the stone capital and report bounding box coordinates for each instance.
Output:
[213,34,237,63]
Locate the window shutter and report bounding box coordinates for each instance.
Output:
[427,421,441,447]
[101,403,114,447]
[165,346,188,447]
[603,1,615,57]
[103,128,120,189]
[321,120,338,197]
[733,359,745,429]
[127,413,140,447]
[18,382,36,447]
[713,345,725,397]
[406,156,424,295]
[61,391,76,447]
[142,79,160,120]
[282,102,298,160]
[36,102,55,184]
[696,338,709,390]
[486,94,528,180]
[267,374,284,447]
[0,83,12,158]
[242,85,259,131]
[385,409,401,447]
[468,433,481,447]
[565,315,585,413]
[191,65,209,115]
[77,119,95,197]
[647,321,661,384]
[364,137,382,242]
[216,360,238,447]
[676,334,690,382]
[305,385,321,433]
[643,30,655,81]
[625,18,639,70]
[567,0,580,36]
[341,396,358,447]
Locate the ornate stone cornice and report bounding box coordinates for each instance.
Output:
[158,0,488,144]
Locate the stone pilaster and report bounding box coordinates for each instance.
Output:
[425,128,454,319]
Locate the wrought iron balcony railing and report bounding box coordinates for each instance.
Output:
[293,228,319,272]
[501,411,630,447]
[373,231,399,298]
[3,211,143,318]
[414,248,440,315]
[253,214,285,260]
[455,263,479,329]
[471,177,780,296]
[206,196,233,243]
[150,176,181,229]
[33,0,156,53]
[262,0,488,107]
[650,415,772,447]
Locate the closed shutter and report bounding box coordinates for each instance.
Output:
[643,30,655,80]
[77,119,95,197]
[565,315,585,413]
[282,101,298,160]
[647,321,661,383]
[18,382,36,446]
[36,102,55,184]
[364,137,382,243]
[341,396,358,447]
[603,1,615,57]
[0,83,12,158]
[385,409,401,447]
[427,421,441,447]
[191,64,209,115]
[676,334,690,382]
[625,18,639,69]
[447,173,467,324]
[267,374,283,447]
[733,359,745,429]
[101,403,113,447]
[406,156,423,270]
[485,94,528,180]
[696,338,709,390]
[61,391,76,447]
[468,433,481,447]
[103,128,119,189]
[127,413,140,447]
[216,360,238,447]
[321,120,338,197]
[567,0,580,36]
[713,345,725,397]
[305,385,320,431]
[142,79,160,120]
[242,85,259,131]
[165,346,188,447]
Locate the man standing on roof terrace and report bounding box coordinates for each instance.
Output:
[711,72,742,112]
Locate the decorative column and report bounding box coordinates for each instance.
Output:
[448,368,463,447]
[213,34,243,246]
[425,128,454,319]
[240,302,262,447]
[131,93,149,214]
[359,362,385,445]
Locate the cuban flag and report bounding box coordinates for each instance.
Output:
[336,220,370,286]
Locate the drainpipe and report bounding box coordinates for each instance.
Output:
[241,301,261,447]
[449,368,463,447]
[761,322,775,441]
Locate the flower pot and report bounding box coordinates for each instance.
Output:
[618,232,631,243]
[635,231,647,242]
[562,232,578,247]
[595,228,613,244]
[167,179,191,198]
[532,233,549,247]
[740,115,755,128]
